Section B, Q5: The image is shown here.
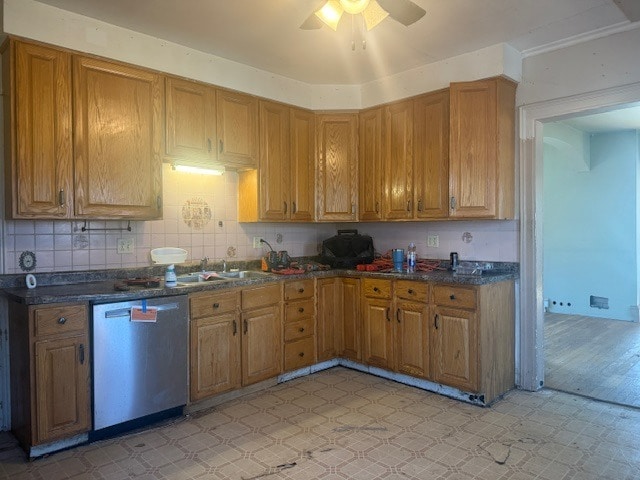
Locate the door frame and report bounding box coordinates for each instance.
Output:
[518,81,640,391]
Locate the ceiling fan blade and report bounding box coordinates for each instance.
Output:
[300,13,324,30]
[377,0,426,26]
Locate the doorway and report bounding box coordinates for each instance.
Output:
[541,108,640,407]
[518,81,640,394]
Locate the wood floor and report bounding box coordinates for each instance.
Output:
[544,312,640,408]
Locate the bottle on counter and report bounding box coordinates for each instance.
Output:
[407,242,416,273]
[165,264,177,287]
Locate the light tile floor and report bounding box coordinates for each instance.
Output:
[1,367,640,479]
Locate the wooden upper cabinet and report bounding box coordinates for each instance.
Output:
[316,114,358,221]
[449,77,516,219]
[383,100,414,220]
[358,107,384,221]
[165,76,216,162]
[414,89,450,219]
[259,100,290,220]
[4,40,73,218]
[216,89,258,168]
[289,107,315,221]
[73,55,163,219]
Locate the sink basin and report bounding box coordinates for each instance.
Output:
[217,270,272,279]
[175,273,228,285]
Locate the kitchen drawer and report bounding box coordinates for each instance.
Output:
[284,279,314,301]
[433,285,477,309]
[242,283,282,310]
[283,336,316,371]
[284,317,314,342]
[395,281,429,301]
[285,299,314,322]
[362,278,392,299]
[33,303,88,337]
[190,290,239,319]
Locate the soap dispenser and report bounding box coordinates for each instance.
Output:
[165,264,177,287]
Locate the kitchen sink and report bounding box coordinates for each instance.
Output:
[217,270,273,279]
[175,273,229,285]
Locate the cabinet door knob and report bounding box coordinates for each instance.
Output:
[298,307,304,313]
[213,302,220,309]
[417,199,423,212]
[79,344,85,364]
[298,288,304,294]
[292,201,297,214]
[298,352,305,357]
[219,139,224,153]
[434,314,439,330]
[386,307,390,322]
[450,196,457,210]
[233,320,238,336]
[284,202,288,214]
[58,317,67,325]
[299,327,305,333]
[58,189,65,207]
[375,201,379,213]
[396,308,401,323]
[449,294,456,300]
[243,319,248,334]
[373,287,379,292]
[408,289,414,295]
[207,138,212,152]
[406,200,411,212]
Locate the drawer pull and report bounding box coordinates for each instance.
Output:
[58,317,67,325]
[299,327,305,333]
[408,289,414,295]
[298,307,304,313]
[386,307,390,322]
[449,294,456,300]
[213,302,220,309]
[292,201,297,214]
[373,287,379,292]
[233,320,238,336]
[298,352,305,357]
[298,288,304,294]
[396,308,401,323]
[79,344,85,364]
[244,320,248,334]
[434,314,439,330]
[284,202,288,215]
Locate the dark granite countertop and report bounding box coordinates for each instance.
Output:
[2,261,518,305]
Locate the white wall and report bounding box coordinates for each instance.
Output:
[543,129,639,321]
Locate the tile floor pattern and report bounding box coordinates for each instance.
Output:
[1,367,640,479]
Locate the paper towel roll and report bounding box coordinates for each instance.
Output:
[26,274,36,289]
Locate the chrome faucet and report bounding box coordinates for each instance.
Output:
[220,258,227,273]
[200,257,209,272]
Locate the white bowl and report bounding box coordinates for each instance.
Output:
[150,247,188,264]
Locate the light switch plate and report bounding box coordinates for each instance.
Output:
[427,234,439,248]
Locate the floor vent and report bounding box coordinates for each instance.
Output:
[590,295,609,309]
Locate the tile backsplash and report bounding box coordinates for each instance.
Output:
[1,164,518,274]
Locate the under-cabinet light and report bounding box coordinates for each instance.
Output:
[171,162,225,176]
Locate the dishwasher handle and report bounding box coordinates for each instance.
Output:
[102,302,181,318]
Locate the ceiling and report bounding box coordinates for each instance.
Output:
[561,104,640,133]
[32,0,637,85]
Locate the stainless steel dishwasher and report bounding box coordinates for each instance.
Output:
[92,295,188,432]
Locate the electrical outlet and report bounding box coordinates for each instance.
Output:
[253,237,263,248]
[117,237,135,254]
[427,234,439,248]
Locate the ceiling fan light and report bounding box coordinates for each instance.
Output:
[315,0,344,30]
[339,0,371,15]
[363,1,389,30]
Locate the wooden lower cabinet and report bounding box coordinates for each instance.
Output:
[189,290,241,401]
[394,281,430,379]
[241,283,282,385]
[9,302,91,451]
[431,281,515,403]
[361,279,394,369]
[316,277,362,362]
[283,279,316,372]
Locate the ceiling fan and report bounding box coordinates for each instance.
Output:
[300,0,426,31]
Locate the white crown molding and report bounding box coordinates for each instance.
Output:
[521,21,640,58]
